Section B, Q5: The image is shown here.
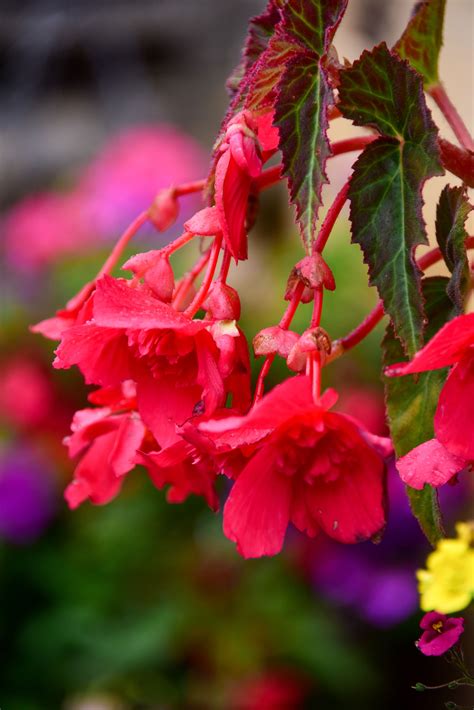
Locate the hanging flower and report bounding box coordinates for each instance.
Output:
[386,314,474,465]
[199,376,387,558]
[416,611,464,656]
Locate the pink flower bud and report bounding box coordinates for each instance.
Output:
[148,187,179,231]
[287,327,332,372]
[184,206,222,236]
[253,326,299,358]
[285,253,335,301]
[204,282,241,320]
[122,250,175,302]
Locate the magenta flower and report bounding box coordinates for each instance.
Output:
[416,611,464,656]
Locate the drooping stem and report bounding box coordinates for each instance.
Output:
[430,84,474,152]
[98,210,149,279]
[173,179,207,197]
[218,247,232,283]
[331,237,474,358]
[253,281,305,404]
[313,180,350,253]
[338,301,385,353]
[310,288,323,328]
[162,230,195,256]
[172,248,211,310]
[185,235,223,316]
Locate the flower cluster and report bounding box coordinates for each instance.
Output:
[32,108,394,559]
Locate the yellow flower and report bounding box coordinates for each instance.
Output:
[417,522,474,614]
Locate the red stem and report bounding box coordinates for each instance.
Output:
[253,281,305,403]
[162,230,195,256]
[185,235,223,316]
[438,139,474,188]
[255,135,375,192]
[173,179,207,197]
[313,180,350,253]
[172,248,211,310]
[218,248,232,283]
[430,84,474,152]
[310,288,323,327]
[97,210,149,279]
[336,237,474,355]
[331,135,376,156]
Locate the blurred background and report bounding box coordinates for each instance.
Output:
[0,1,473,708]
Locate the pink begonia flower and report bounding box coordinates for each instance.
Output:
[3,192,89,272]
[64,381,146,509]
[199,376,387,558]
[416,611,464,656]
[386,313,474,488]
[136,439,218,511]
[54,275,250,448]
[214,110,278,261]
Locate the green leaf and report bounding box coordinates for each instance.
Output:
[436,185,472,313]
[394,0,446,88]
[275,54,333,249]
[245,35,299,114]
[280,0,348,55]
[383,276,452,545]
[271,0,347,249]
[339,43,442,356]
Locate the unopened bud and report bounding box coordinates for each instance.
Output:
[204,282,241,320]
[253,326,299,358]
[285,253,335,300]
[122,250,175,302]
[184,206,222,236]
[287,327,332,372]
[148,187,179,231]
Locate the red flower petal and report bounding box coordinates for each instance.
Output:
[108,415,146,476]
[136,370,200,448]
[64,431,125,509]
[215,150,250,261]
[94,275,201,332]
[435,351,474,459]
[386,313,474,376]
[307,416,386,544]
[137,442,218,510]
[397,438,466,489]
[54,325,132,386]
[223,444,292,558]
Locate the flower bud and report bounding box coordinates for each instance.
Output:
[285,253,335,301]
[253,326,299,358]
[204,282,241,320]
[148,187,179,231]
[287,327,332,372]
[184,206,222,236]
[123,250,175,302]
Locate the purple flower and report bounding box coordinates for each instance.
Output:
[0,447,57,544]
[417,612,464,656]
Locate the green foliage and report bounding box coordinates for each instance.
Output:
[394,0,446,88]
[275,53,333,250]
[436,185,472,313]
[339,43,442,356]
[382,277,453,545]
[273,0,347,249]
